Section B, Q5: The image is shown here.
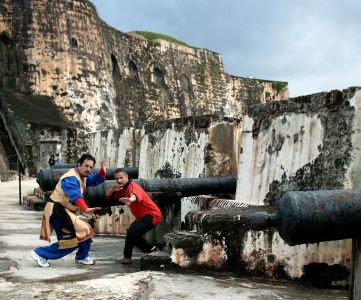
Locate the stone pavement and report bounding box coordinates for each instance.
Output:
[0,179,348,299]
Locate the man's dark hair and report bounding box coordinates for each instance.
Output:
[114,168,128,175]
[77,153,96,166]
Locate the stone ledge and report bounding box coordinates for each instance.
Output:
[22,194,46,211]
[140,251,172,271]
[33,187,52,201]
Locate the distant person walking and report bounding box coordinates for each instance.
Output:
[105,168,162,264]
[48,154,56,169]
[31,153,106,267]
[55,153,61,166]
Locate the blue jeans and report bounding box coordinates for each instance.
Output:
[34,217,92,260]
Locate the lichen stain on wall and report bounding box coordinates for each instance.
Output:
[139,126,207,179]
[242,231,351,279]
[236,114,324,205]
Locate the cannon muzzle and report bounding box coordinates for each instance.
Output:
[248,189,361,245]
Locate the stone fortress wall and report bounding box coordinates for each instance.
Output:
[5,0,361,288]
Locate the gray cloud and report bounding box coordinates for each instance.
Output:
[90,0,361,97]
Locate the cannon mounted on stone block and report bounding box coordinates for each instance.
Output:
[248,189,361,245]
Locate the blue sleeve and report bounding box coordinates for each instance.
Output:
[61,177,83,204]
[86,172,105,187]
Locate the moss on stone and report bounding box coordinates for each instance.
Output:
[136,31,196,48]
[272,81,288,92]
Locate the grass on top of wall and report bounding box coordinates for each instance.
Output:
[136,31,196,48]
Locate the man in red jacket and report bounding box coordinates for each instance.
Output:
[106,168,162,264]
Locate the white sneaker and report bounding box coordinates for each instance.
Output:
[30,250,50,268]
[75,256,95,265]
[150,246,160,252]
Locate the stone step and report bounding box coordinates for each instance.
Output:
[22,194,47,211]
[140,251,172,271]
[146,206,277,274]
[164,231,203,256]
[33,187,52,201]
[161,230,228,270]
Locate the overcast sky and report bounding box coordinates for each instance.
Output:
[90,0,361,97]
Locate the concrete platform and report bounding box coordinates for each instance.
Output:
[0,178,349,299]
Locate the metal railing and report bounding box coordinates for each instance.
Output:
[0,93,25,173]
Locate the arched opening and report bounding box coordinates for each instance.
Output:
[71,37,78,48]
[128,61,138,79]
[111,54,120,75]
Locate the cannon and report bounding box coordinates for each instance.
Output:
[248,189,361,246]
[53,163,76,169]
[37,167,139,191]
[85,176,237,206]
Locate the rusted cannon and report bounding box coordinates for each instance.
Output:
[37,167,139,191]
[248,189,361,245]
[85,176,237,206]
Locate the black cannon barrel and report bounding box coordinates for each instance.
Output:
[37,167,139,191]
[85,176,237,206]
[53,164,76,169]
[248,189,361,246]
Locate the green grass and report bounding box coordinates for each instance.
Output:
[272,81,288,92]
[136,31,195,47]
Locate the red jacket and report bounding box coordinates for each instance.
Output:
[107,180,162,225]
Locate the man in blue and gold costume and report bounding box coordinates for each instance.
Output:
[31,153,106,267]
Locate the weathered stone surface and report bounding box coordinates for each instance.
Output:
[90,115,242,180]
[236,88,360,205]
[0,0,286,133]
[22,194,46,211]
[170,206,351,286]
[232,88,360,285]
[140,251,172,271]
[0,0,286,176]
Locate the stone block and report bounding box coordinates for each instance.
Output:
[22,194,46,211]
